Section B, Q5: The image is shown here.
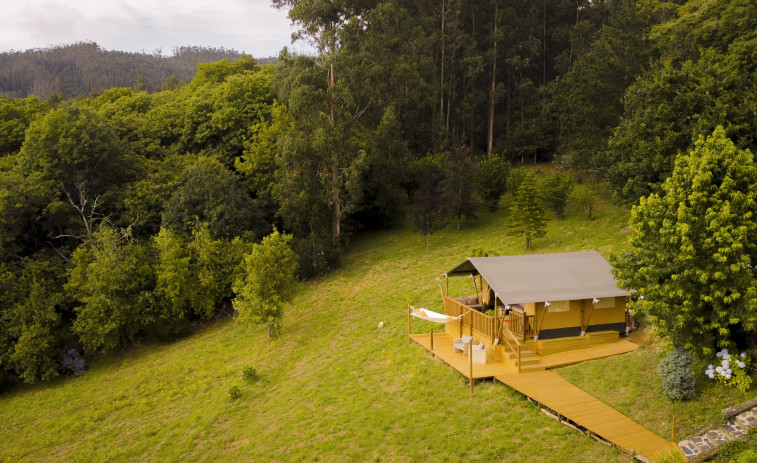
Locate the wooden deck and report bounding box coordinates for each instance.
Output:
[410,332,683,462]
[495,370,682,461]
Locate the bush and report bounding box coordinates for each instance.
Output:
[538,171,574,218]
[478,154,510,211]
[657,347,696,401]
[705,349,752,392]
[718,440,749,459]
[241,366,257,382]
[569,183,598,220]
[227,385,241,400]
[59,349,87,377]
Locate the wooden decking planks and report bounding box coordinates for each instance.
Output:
[494,370,682,462]
[410,331,683,462]
[410,332,516,378]
[537,339,639,369]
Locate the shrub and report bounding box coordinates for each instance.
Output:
[569,183,598,220]
[59,349,87,377]
[538,171,574,219]
[718,440,749,459]
[657,347,696,401]
[227,385,241,399]
[736,449,757,463]
[704,349,752,392]
[241,366,257,382]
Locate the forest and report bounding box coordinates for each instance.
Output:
[0,42,277,99]
[0,0,755,387]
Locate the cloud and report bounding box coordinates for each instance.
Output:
[0,0,309,57]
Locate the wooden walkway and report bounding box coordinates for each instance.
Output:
[495,370,682,462]
[410,332,683,462]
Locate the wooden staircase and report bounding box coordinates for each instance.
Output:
[501,330,544,372]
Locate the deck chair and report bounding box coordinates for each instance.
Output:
[454,334,474,355]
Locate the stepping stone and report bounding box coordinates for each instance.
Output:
[677,439,700,459]
[723,421,747,438]
[737,411,757,428]
[690,435,716,452]
[705,429,731,445]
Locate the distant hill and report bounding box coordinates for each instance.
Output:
[0,42,278,99]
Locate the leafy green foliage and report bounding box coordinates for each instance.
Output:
[233,229,298,337]
[606,0,757,201]
[66,225,155,353]
[506,170,547,250]
[477,154,509,212]
[241,366,257,382]
[226,384,241,400]
[539,171,574,219]
[569,183,598,220]
[612,128,757,357]
[161,157,264,240]
[409,154,448,251]
[442,146,483,230]
[0,258,65,383]
[657,348,696,401]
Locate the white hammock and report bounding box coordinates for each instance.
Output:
[410,306,466,324]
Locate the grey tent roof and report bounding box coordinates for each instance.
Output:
[446,251,628,304]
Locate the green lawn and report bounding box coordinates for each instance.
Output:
[0,192,747,462]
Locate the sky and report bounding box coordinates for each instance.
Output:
[0,0,312,58]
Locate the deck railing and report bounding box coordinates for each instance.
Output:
[443,296,495,341]
[443,296,525,371]
[508,309,535,341]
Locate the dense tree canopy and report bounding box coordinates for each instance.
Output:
[613,128,757,357]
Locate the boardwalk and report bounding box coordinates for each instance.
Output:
[495,370,682,461]
[410,332,683,462]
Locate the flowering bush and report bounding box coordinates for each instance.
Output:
[60,349,87,376]
[705,349,752,392]
[227,385,241,399]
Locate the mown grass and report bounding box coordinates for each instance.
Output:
[0,187,746,462]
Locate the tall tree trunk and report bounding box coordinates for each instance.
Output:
[440,0,446,120]
[328,61,340,248]
[542,0,547,87]
[487,1,498,156]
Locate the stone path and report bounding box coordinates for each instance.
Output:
[677,407,757,459]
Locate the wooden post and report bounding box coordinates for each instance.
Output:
[469,312,473,337]
[672,415,676,442]
[445,275,449,296]
[408,305,411,345]
[431,326,434,351]
[469,342,474,393]
[517,343,522,374]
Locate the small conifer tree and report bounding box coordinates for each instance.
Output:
[506,170,547,250]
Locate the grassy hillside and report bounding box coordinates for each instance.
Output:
[0,193,746,462]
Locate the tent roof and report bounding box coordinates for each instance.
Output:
[446,251,628,304]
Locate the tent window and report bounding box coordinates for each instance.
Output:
[547,300,570,312]
[593,297,615,309]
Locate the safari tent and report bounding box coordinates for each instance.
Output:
[441,250,630,355]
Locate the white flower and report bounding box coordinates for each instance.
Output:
[708,364,713,370]
[725,374,732,380]
[741,352,747,358]
[722,359,730,367]
[708,372,715,379]
[723,353,731,360]
[717,351,723,357]
[727,369,732,374]
[737,361,746,369]
[716,366,723,373]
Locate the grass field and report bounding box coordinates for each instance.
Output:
[0,189,750,462]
